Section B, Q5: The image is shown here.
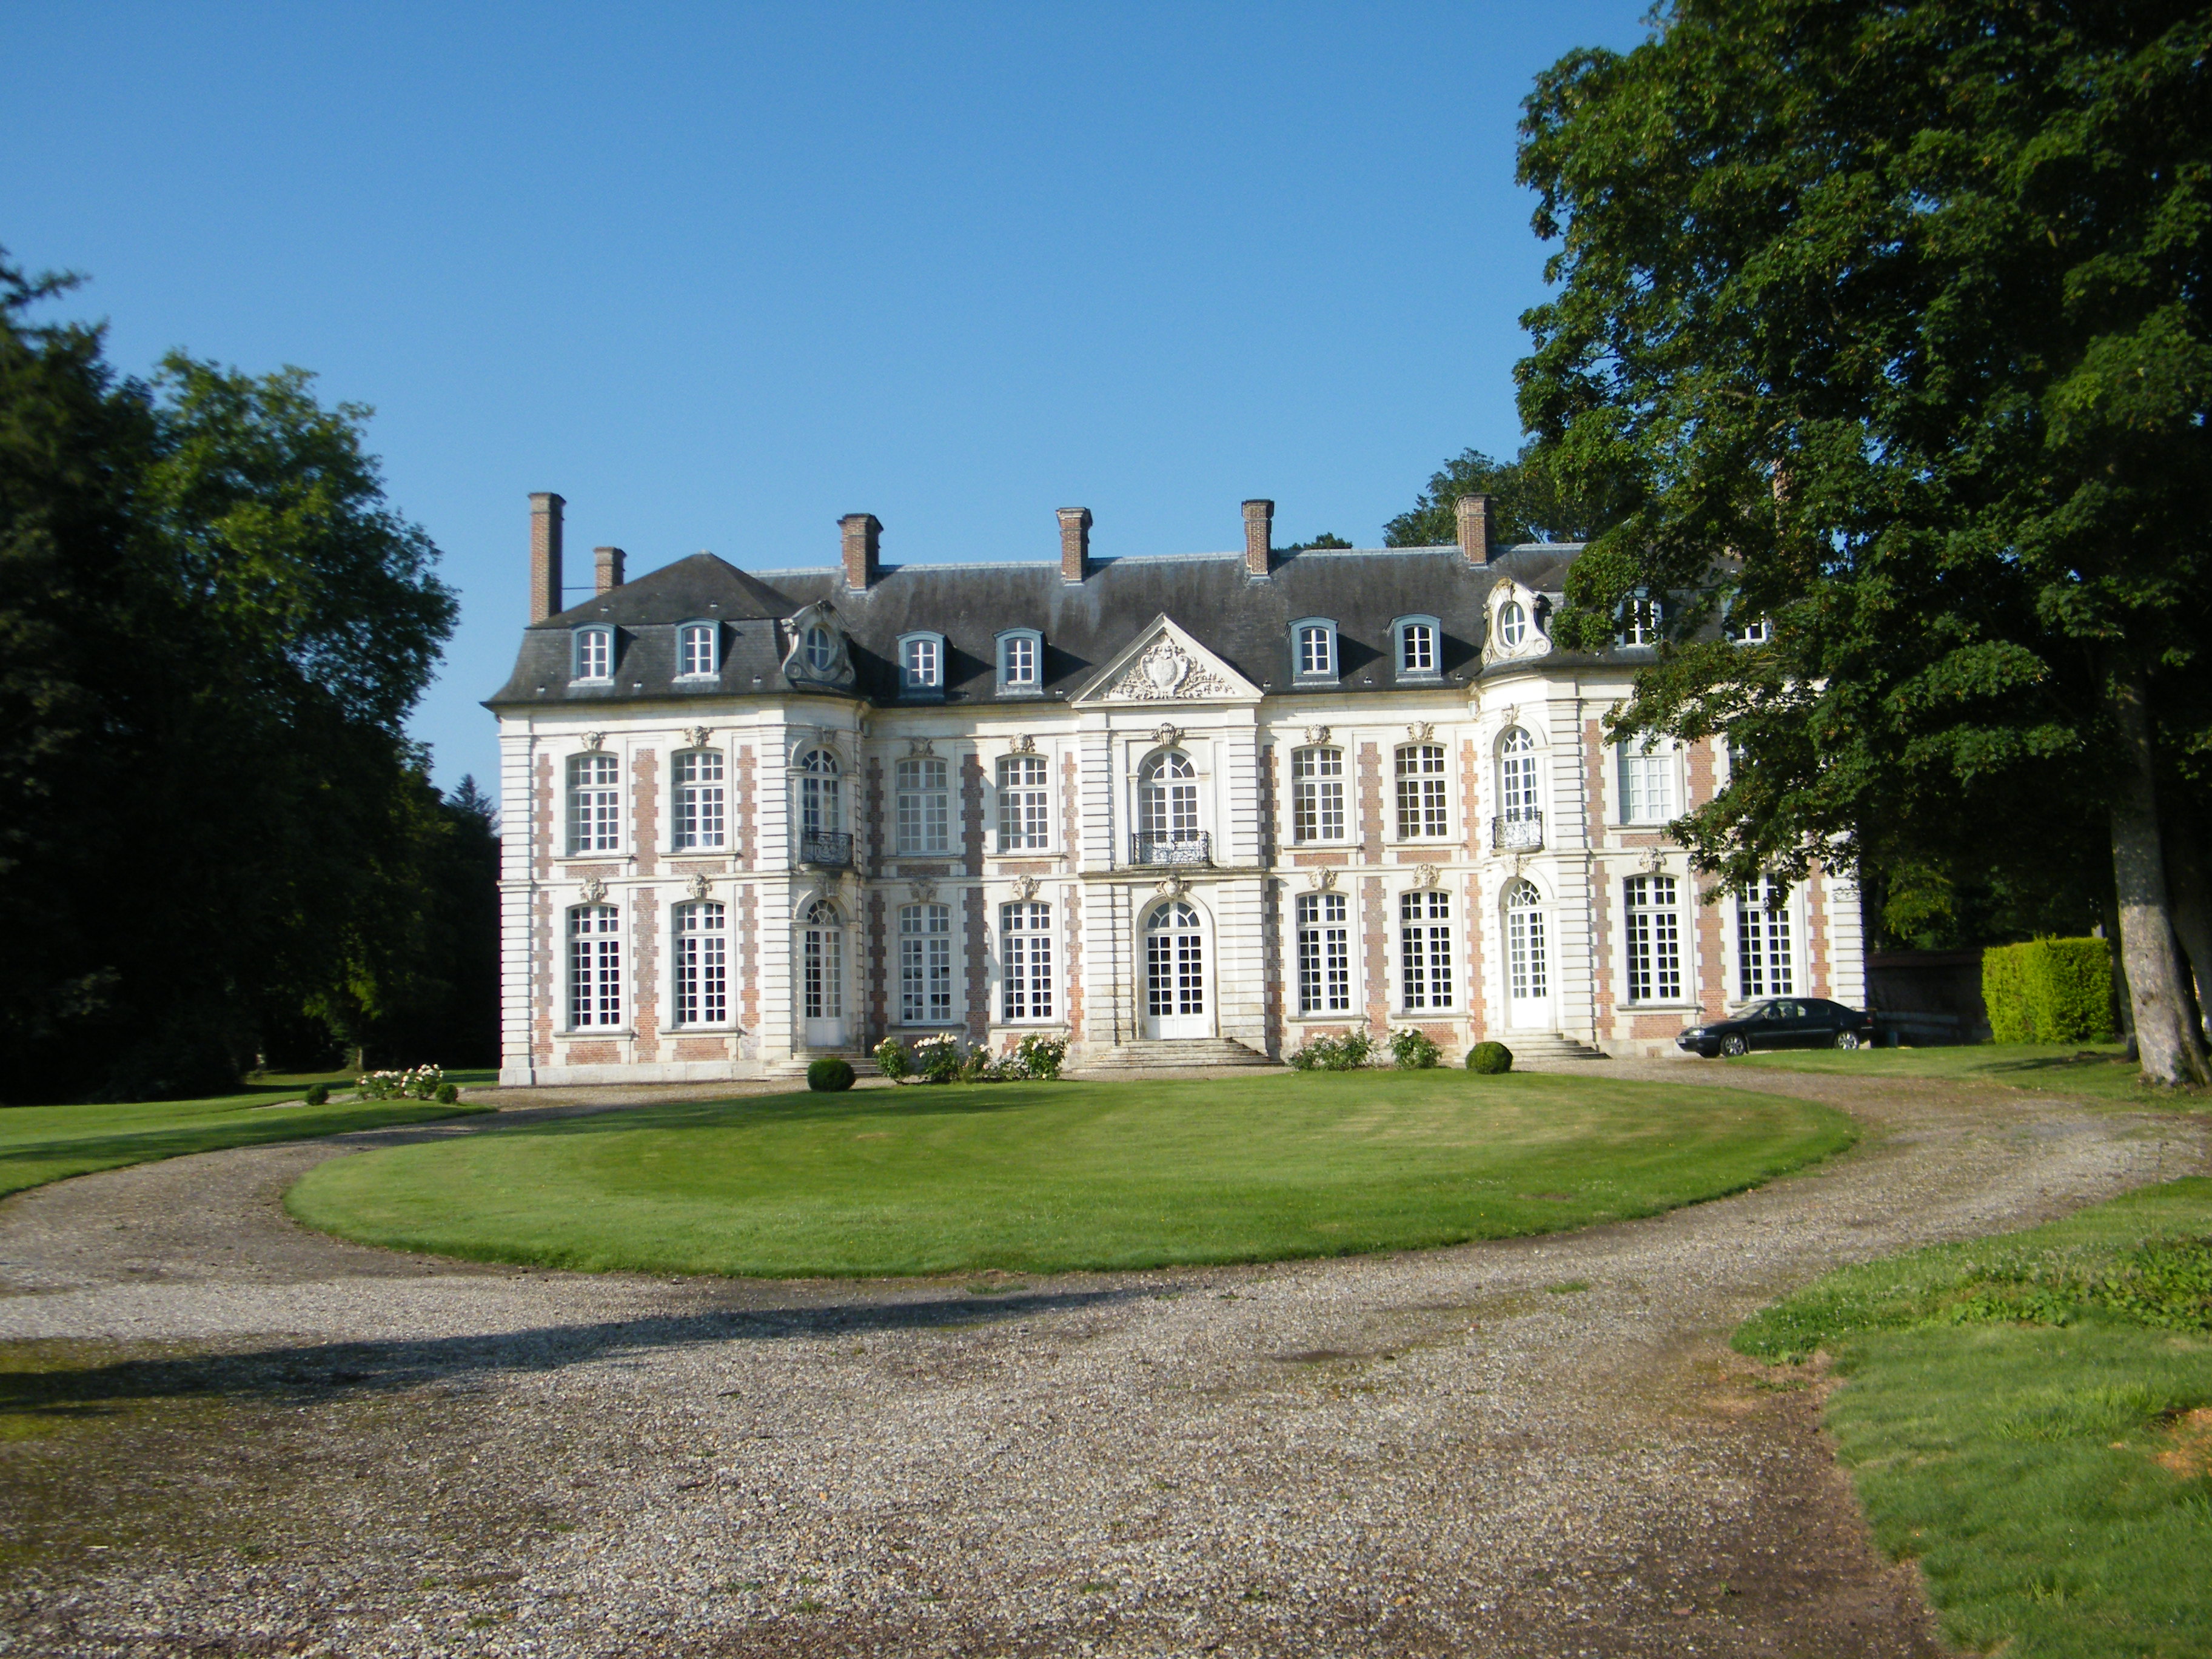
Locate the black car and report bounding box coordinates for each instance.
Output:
[1677,997,1874,1057]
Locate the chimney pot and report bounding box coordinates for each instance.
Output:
[1057,506,1092,583]
[594,546,626,594]
[1455,494,1492,565]
[839,513,882,590]
[529,492,566,622]
[1242,499,1274,577]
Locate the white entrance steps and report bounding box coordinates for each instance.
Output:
[767,1051,883,1081]
[1074,1037,1279,1073]
[1498,1032,1612,1067]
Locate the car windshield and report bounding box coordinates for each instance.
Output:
[1740,1000,1780,1021]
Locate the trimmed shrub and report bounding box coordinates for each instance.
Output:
[1983,938,2114,1044]
[1465,1041,1513,1074]
[1389,1027,1443,1070]
[434,1082,460,1104]
[1288,1030,1375,1071]
[806,1057,856,1093]
[1011,1033,1069,1081]
[303,1082,330,1106]
[873,1036,912,1082]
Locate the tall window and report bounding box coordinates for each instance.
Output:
[678,622,717,677]
[804,625,836,673]
[1296,891,1351,1014]
[1619,738,1674,824]
[673,751,725,850]
[674,901,726,1025]
[1000,634,1037,689]
[574,627,612,680]
[1618,595,1663,646]
[1498,600,1527,648]
[902,635,940,690]
[1291,746,1344,842]
[999,756,1050,850]
[1498,728,1538,821]
[568,905,622,1027]
[1296,623,1334,677]
[1624,875,1681,1002]
[1395,744,1449,838]
[1400,622,1434,673]
[1400,890,1453,1010]
[803,899,843,1018]
[798,748,841,836]
[899,903,953,1024]
[1506,879,1548,1006]
[1000,900,1053,1021]
[568,753,620,854]
[896,757,949,854]
[1738,878,1795,998]
[1141,751,1199,842]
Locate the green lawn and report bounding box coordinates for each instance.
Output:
[0,1070,494,1200]
[1736,1178,2212,1659]
[1735,1041,2208,1107]
[286,1070,1855,1278]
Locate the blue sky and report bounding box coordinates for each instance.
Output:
[4,2,1647,799]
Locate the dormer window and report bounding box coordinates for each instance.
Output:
[677,622,717,678]
[997,629,1043,695]
[805,625,836,674]
[1292,619,1337,683]
[1729,612,1771,645]
[1618,595,1663,647]
[1498,600,1529,648]
[573,626,613,682]
[1394,615,1441,680]
[899,631,945,696]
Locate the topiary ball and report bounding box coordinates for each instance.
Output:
[434,1082,460,1104]
[1465,1041,1513,1075]
[807,1057,856,1092]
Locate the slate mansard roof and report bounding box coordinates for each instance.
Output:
[486,541,1592,711]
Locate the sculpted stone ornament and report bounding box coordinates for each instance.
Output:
[910,879,939,903]
[1641,846,1669,874]
[1304,725,1330,746]
[1407,722,1435,745]
[580,877,608,904]
[907,737,936,756]
[1010,875,1040,902]
[1101,640,1238,703]
[1306,866,1338,891]
[1415,862,1440,889]
[687,726,713,750]
[582,730,606,751]
[1151,723,1182,750]
[1155,874,1189,899]
[686,872,711,902]
[1008,734,1037,755]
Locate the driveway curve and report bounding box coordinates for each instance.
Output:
[0,1065,2200,1658]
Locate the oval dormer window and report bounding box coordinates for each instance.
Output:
[805,626,836,674]
[1498,600,1527,648]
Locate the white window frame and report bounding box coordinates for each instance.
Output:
[1497,598,1529,649]
[672,749,725,851]
[1729,611,1771,644]
[802,897,845,1019]
[567,752,621,854]
[898,631,945,695]
[996,629,1043,696]
[1000,900,1054,1022]
[1399,889,1453,1011]
[676,621,718,679]
[1295,890,1351,1014]
[568,903,623,1029]
[1290,745,1346,844]
[1624,874,1683,1003]
[672,900,728,1026]
[1498,728,1540,822]
[1394,615,1441,681]
[895,756,950,855]
[1290,618,1337,683]
[899,902,955,1025]
[1394,743,1450,839]
[998,754,1051,852]
[1139,749,1202,844]
[797,747,842,837]
[1617,736,1677,826]
[572,626,614,683]
[1618,594,1664,647]
[1737,877,1797,999]
[803,625,837,674]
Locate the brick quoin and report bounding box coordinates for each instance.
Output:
[964,886,989,1040]
[1358,743,1384,863]
[739,884,759,1041]
[531,888,553,1064]
[633,886,659,1060]
[533,751,554,879]
[1806,860,1831,997]
[1362,874,1389,1036]
[1064,887,1084,1042]
[866,888,887,1044]
[735,745,756,868]
[961,754,985,877]
[1463,871,1486,1041]
[631,748,659,876]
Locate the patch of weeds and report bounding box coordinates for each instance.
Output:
[1240,1587,1273,1602]
[1079,1581,1114,1594]
[793,1598,825,1612]
[237,1543,268,1560]
[466,1613,500,1630]
[1546,1279,1592,1295]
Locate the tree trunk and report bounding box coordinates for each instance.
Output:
[2165,809,2212,1042]
[2107,669,2211,1086]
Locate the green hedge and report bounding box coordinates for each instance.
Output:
[1980,937,2113,1044]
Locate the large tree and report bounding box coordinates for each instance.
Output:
[1382,442,1625,548]
[1516,1,2212,1083]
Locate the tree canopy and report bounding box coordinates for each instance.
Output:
[1515,0,2211,1082]
[1382,443,1625,548]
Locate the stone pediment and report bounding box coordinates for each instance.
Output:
[1071,616,1259,706]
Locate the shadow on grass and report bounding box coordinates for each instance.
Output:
[0,1286,1146,1418]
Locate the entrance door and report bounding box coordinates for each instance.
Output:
[1143,899,1210,1038]
[1504,879,1552,1030]
[801,898,846,1048]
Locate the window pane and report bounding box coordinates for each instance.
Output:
[1401,623,1433,671]
[568,905,621,1027]
[1000,900,1053,1021]
[1292,747,1344,842]
[1002,635,1036,685]
[998,754,1050,851]
[1298,626,1332,675]
[1395,745,1447,837]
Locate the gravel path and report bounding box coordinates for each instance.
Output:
[0,1066,2200,1658]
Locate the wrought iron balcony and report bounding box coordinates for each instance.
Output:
[1130,832,1212,867]
[1491,813,1543,853]
[800,830,854,869]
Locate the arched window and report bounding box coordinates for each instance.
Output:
[1401,889,1453,1010]
[804,625,837,674]
[1296,891,1350,1013]
[1145,900,1204,1019]
[568,753,620,854]
[899,902,953,1024]
[1395,744,1449,838]
[1498,728,1538,820]
[572,626,613,682]
[999,754,1050,851]
[1001,900,1053,1021]
[1291,620,1337,682]
[798,748,842,837]
[1139,751,1200,854]
[677,622,717,677]
[997,629,1043,694]
[1504,878,1548,1011]
[1737,878,1794,998]
[1624,875,1681,1002]
[896,756,948,854]
[568,903,622,1028]
[673,900,726,1025]
[1290,745,1344,843]
[802,898,843,1019]
[673,750,725,850]
[1395,615,1440,679]
[1498,600,1527,648]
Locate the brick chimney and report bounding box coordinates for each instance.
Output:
[1455,494,1492,565]
[594,546,626,594]
[1242,499,1274,577]
[529,492,565,622]
[840,513,882,591]
[1057,506,1092,583]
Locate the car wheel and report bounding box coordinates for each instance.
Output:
[1835,1031,1862,1051]
[1721,1034,1748,1058]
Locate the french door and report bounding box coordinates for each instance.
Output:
[1142,899,1210,1038]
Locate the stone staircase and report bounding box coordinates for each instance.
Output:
[766,1051,883,1081]
[1074,1037,1279,1073]
[1495,1032,1612,1068]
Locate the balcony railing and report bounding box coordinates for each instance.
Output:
[800,830,854,869]
[1130,832,1212,867]
[1492,813,1543,853]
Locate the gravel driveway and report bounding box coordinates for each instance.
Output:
[0,1065,2200,1658]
